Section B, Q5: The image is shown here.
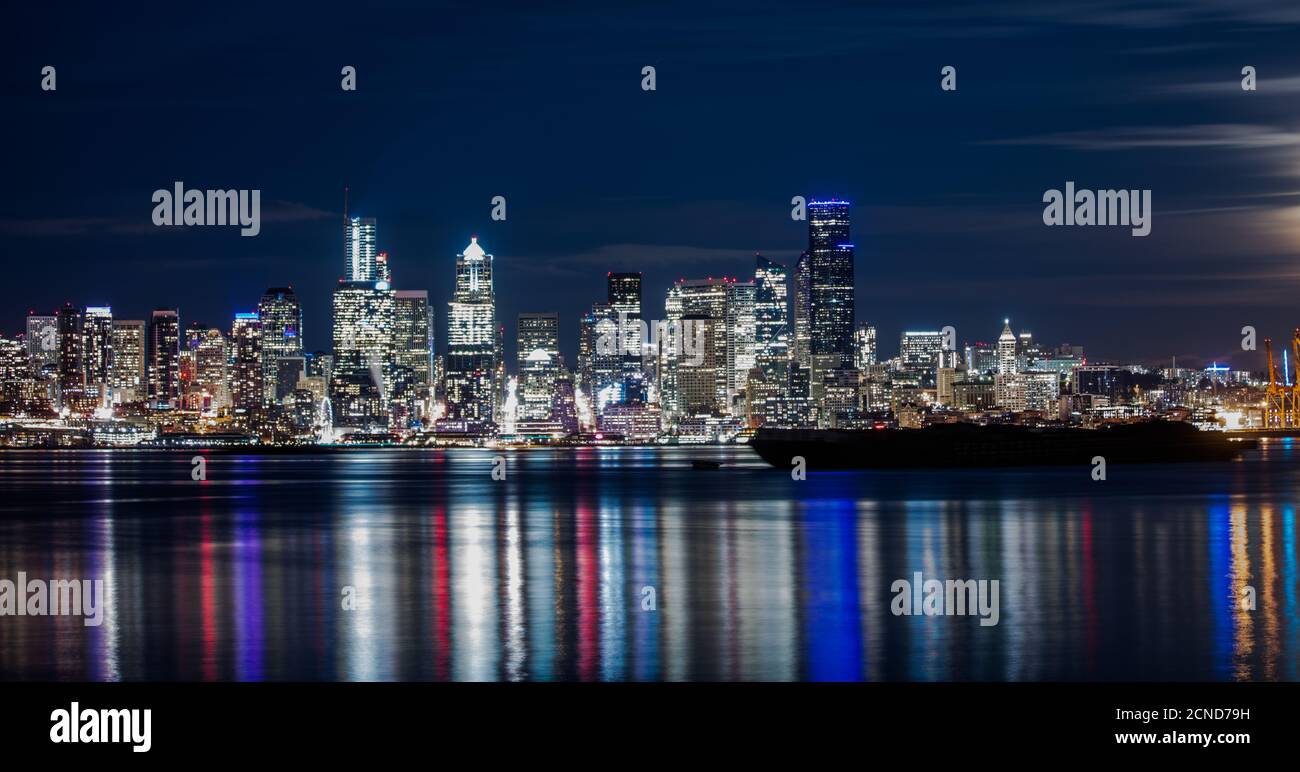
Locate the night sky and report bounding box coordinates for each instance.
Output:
[4,1,1299,369]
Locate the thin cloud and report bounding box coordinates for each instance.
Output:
[0,200,334,237]
[982,124,1300,150]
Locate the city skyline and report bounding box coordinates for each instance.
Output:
[2,194,1264,449]
[6,2,1300,371]
[3,208,1264,374]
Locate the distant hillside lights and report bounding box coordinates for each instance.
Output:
[1042,181,1150,237]
[151,181,261,236]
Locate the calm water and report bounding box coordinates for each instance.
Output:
[1,442,1299,681]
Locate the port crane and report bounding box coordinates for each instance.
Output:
[1263,329,1300,428]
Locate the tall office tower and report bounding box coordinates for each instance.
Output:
[900,331,943,372]
[966,341,996,374]
[578,303,615,407]
[444,237,498,426]
[82,306,114,403]
[110,320,146,403]
[394,291,433,387]
[997,319,1018,375]
[792,250,811,368]
[607,272,645,399]
[675,314,719,415]
[854,323,877,369]
[754,255,789,376]
[257,287,304,403]
[331,281,396,429]
[808,200,855,367]
[517,312,560,421]
[375,252,392,286]
[664,278,730,416]
[191,327,230,412]
[55,303,84,402]
[230,313,263,419]
[391,290,432,426]
[147,309,180,409]
[344,216,378,282]
[725,279,756,404]
[25,313,58,375]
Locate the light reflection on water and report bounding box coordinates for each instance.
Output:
[0,445,1297,681]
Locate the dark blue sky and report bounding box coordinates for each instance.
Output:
[4,1,1299,369]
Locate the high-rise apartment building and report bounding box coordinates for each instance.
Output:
[344,216,378,282]
[230,313,262,419]
[82,306,113,404]
[147,309,180,409]
[110,320,146,403]
[55,303,83,403]
[854,323,877,369]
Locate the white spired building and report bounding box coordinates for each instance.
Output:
[995,319,1023,411]
[444,237,500,426]
[997,319,1017,376]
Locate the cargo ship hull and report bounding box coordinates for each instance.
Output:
[750,422,1251,470]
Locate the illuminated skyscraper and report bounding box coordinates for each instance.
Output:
[754,255,789,377]
[0,336,35,412]
[997,319,1018,375]
[82,306,113,404]
[517,312,560,421]
[793,251,811,368]
[110,320,146,403]
[331,281,395,429]
[445,237,499,427]
[344,216,378,282]
[394,290,434,387]
[191,327,230,413]
[578,302,617,406]
[55,303,83,404]
[148,309,180,410]
[607,272,644,400]
[854,323,877,369]
[25,314,57,376]
[231,313,263,419]
[258,287,303,403]
[808,200,855,366]
[900,331,943,372]
[664,278,730,416]
[725,279,756,404]
[676,314,719,415]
